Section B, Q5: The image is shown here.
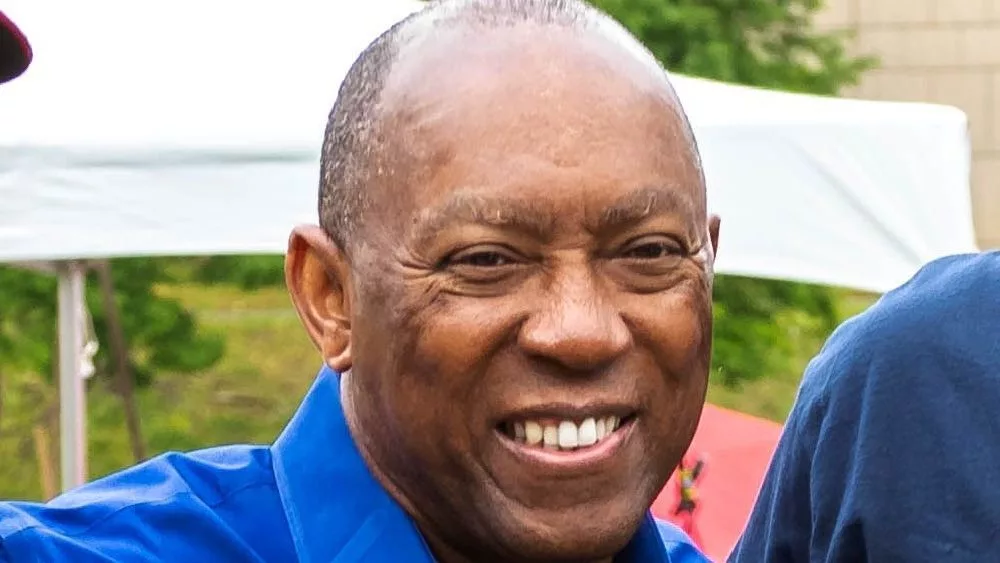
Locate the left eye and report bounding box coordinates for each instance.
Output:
[455,251,513,267]
[622,242,680,259]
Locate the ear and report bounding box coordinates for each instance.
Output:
[707,214,721,258]
[285,225,353,372]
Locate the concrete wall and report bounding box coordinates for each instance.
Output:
[815,0,1000,248]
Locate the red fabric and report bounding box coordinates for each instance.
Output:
[652,404,782,561]
[0,10,32,83]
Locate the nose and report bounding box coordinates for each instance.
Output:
[518,269,631,373]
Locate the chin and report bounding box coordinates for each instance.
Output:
[488,501,646,562]
[503,528,632,562]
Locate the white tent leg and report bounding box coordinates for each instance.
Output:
[57,261,87,492]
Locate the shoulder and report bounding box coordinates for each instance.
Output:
[798,251,1000,408]
[653,518,710,562]
[0,445,294,562]
[735,253,1000,563]
[731,252,1000,561]
[850,251,997,344]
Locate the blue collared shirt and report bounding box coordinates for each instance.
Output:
[0,368,707,562]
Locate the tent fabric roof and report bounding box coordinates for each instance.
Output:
[0,0,978,293]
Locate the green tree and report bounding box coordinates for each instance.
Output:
[0,260,224,458]
[590,0,874,385]
[595,0,870,94]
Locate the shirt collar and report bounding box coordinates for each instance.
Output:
[271,367,671,563]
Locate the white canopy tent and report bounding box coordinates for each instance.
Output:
[0,0,977,492]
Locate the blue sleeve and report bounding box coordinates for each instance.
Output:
[0,447,290,562]
[729,252,1000,562]
[0,518,119,562]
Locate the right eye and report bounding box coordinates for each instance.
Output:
[441,244,527,286]
[451,250,515,268]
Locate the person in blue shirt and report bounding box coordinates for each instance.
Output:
[729,251,1000,562]
[0,1,720,561]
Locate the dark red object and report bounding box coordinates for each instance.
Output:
[0,10,31,84]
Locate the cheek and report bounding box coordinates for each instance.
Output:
[627,287,713,380]
[352,279,519,435]
[352,293,522,484]
[626,287,711,460]
[406,294,518,397]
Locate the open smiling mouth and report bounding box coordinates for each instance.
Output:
[495,410,638,471]
[499,415,635,450]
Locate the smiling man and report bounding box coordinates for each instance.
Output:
[0,1,719,561]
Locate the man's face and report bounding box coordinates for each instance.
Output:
[294,27,717,562]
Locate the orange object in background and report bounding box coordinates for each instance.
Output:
[652,404,783,561]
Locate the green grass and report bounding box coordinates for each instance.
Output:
[0,283,877,501]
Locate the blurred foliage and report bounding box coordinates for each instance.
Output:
[594,0,873,94]
[0,285,311,500]
[188,256,286,290]
[590,0,874,385]
[0,260,223,395]
[0,268,55,379]
[710,276,839,385]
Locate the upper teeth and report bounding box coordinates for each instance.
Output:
[509,416,622,451]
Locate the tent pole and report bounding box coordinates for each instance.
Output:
[57,261,87,492]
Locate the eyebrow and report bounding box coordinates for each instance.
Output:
[594,186,698,233]
[411,185,700,244]
[412,192,557,242]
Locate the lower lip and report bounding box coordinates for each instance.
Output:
[496,418,636,471]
